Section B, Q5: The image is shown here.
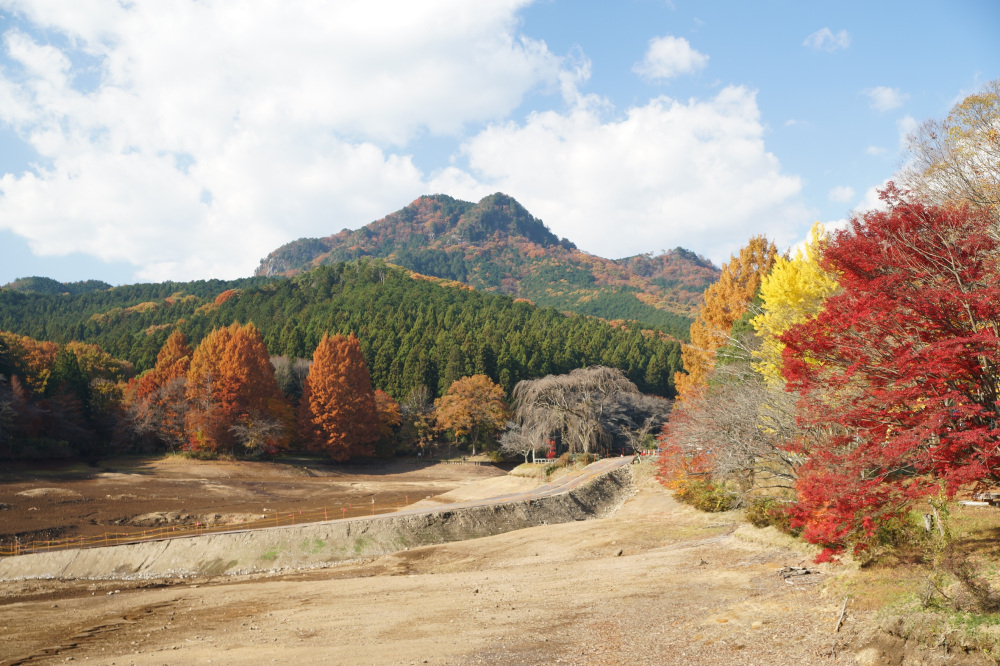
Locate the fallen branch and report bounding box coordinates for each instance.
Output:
[835,597,848,633]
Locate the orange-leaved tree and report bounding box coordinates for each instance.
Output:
[674,236,778,401]
[185,323,291,455]
[126,330,193,449]
[373,389,402,456]
[434,374,508,456]
[0,331,58,395]
[135,331,192,399]
[298,332,380,461]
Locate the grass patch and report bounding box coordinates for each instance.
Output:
[816,501,1000,656]
[353,536,373,555]
[509,463,546,479]
[260,547,280,562]
[299,538,326,554]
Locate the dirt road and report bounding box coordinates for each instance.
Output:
[0,468,862,665]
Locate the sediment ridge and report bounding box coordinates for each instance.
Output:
[0,462,634,582]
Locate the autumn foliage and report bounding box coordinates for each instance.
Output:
[674,236,777,400]
[782,189,1000,558]
[298,333,380,460]
[434,374,508,455]
[126,330,193,448]
[185,323,291,454]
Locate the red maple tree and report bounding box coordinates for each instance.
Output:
[781,187,1000,557]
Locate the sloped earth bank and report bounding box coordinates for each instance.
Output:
[0,467,987,666]
[0,457,509,551]
[0,460,631,581]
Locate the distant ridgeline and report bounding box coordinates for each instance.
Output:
[0,261,682,399]
[3,276,113,296]
[256,193,719,341]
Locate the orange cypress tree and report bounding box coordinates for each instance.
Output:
[674,236,778,400]
[135,331,192,399]
[298,332,379,461]
[126,330,193,448]
[186,323,290,453]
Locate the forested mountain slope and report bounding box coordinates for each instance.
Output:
[256,193,719,340]
[0,261,681,399]
[2,276,113,295]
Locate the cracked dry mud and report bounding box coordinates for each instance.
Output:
[0,470,867,665]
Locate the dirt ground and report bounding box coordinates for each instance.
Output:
[0,457,510,551]
[0,468,881,665]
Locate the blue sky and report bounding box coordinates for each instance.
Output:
[0,0,996,286]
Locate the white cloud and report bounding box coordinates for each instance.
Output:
[855,179,893,214]
[828,185,855,203]
[789,218,850,257]
[897,114,919,149]
[0,1,815,280]
[866,145,887,156]
[803,28,851,52]
[439,86,810,264]
[864,86,909,112]
[633,35,708,82]
[0,0,563,280]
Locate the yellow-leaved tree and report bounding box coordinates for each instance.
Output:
[674,236,778,400]
[751,223,839,384]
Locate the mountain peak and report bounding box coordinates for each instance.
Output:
[256,194,718,337]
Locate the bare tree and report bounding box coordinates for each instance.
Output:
[401,384,436,453]
[512,366,668,455]
[271,356,311,404]
[665,360,814,497]
[611,393,672,454]
[499,420,546,463]
[901,79,1000,216]
[230,413,285,458]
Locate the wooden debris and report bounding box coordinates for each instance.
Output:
[777,566,816,578]
[835,597,848,633]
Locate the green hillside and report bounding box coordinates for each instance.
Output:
[0,261,682,399]
[3,276,113,295]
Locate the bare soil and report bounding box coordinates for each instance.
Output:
[0,456,508,550]
[1,468,884,665]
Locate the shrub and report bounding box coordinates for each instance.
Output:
[851,512,924,566]
[673,478,737,512]
[745,497,800,535]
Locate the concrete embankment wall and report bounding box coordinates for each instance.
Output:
[0,465,633,581]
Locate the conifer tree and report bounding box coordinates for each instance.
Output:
[186,323,290,453]
[135,330,192,399]
[674,236,778,400]
[125,330,193,448]
[298,332,379,460]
